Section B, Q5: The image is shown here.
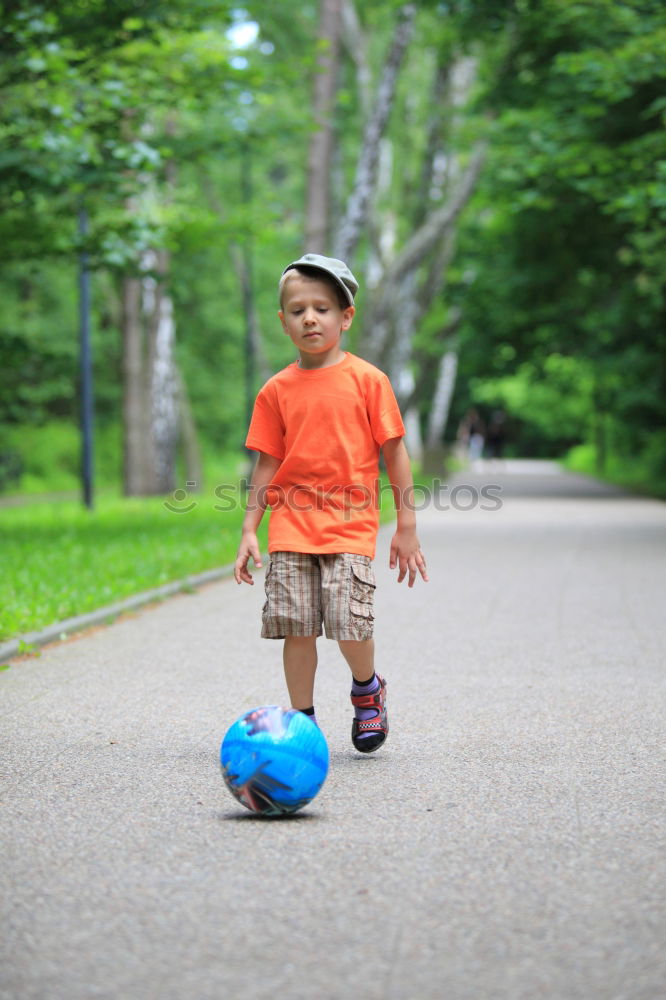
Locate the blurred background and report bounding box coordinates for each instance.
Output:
[0,0,666,495]
[1,0,664,503]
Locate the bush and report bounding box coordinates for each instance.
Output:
[564,441,666,498]
[1,421,79,493]
[0,420,126,495]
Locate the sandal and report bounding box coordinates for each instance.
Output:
[350,675,388,753]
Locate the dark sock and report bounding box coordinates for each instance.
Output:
[351,674,377,689]
[351,674,380,729]
[297,706,318,728]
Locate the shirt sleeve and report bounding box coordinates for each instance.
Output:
[245,382,286,460]
[366,370,406,446]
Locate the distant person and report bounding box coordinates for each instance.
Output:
[234,253,428,753]
[485,409,507,461]
[458,408,485,463]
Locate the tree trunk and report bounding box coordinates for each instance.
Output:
[122,275,150,495]
[341,0,371,116]
[426,348,458,450]
[230,243,271,388]
[403,406,423,465]
[334,3,417,262]
[147,250,179,495]
[121,113,185,497]
[363,140,486,366]
[305,0,342,252]
[378,141,486,293]
[176,368,202,489]
[422,330,460,477]
[121,251,180,497]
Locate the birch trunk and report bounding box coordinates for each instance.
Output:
[230,246,270,392]
[363,140,486,367]
[146,250,179,495]
[177,370,202,489]
[122,275,150,495]
[305,0,342,252]
[426,349,458,450]
[334,3,416,261]
[121,114,189,497]
[421,342,459,475]
[341,0,371,116]
[121,252,180,496]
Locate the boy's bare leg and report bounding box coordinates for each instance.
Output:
[337,638,375,681]
[283,635,318,710]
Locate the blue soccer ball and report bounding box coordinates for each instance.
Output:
[220,706,329,816]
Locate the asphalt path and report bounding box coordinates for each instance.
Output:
[2,461,665,1000]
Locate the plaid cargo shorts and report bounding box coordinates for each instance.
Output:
[261,551,376,641]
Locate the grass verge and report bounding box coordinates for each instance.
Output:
[564,444,666,499]
[0,490,262,643]
[1,472,408,644]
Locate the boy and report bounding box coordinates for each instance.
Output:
[234,253,427,752]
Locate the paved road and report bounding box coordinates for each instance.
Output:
[2,462,665,1000]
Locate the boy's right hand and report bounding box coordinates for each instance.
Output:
[234,532,263,585]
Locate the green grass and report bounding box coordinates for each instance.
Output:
[564,443,666,499]
[1,488,263,643]
[1,469,408,643]
[0,422,255,498]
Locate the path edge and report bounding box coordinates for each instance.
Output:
[0,564,235,664]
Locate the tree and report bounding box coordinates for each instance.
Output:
[1,0,243,495]
[334,2,417,262]
[449,0,666,473]
[329,6,487,458]
[4,0,665,501]
[305,0,342,252]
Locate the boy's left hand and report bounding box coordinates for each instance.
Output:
[389,528,428,587]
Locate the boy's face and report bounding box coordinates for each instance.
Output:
[278,273,354,368]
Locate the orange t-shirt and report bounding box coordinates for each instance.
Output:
[245,352,405,558]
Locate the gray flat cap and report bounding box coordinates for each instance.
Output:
[282,253,358,306]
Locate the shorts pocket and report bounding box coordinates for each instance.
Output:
[349,558,376,619]
[262,559,273,613]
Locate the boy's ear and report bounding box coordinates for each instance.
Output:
[278,310,288,334]
[341,306,355,331]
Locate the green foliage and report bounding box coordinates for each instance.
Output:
[0,260,79,485]
[0,489,267,641]
[0,0,311,476]
[0,453,404,642]
[470,354,595,448]
[565,435,666,498]
[2,0,665,504]
[0,0,241,265]
[0,420,124,493]
[450,0,666,479]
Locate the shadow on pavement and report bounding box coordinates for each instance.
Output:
[217,809,321,823]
